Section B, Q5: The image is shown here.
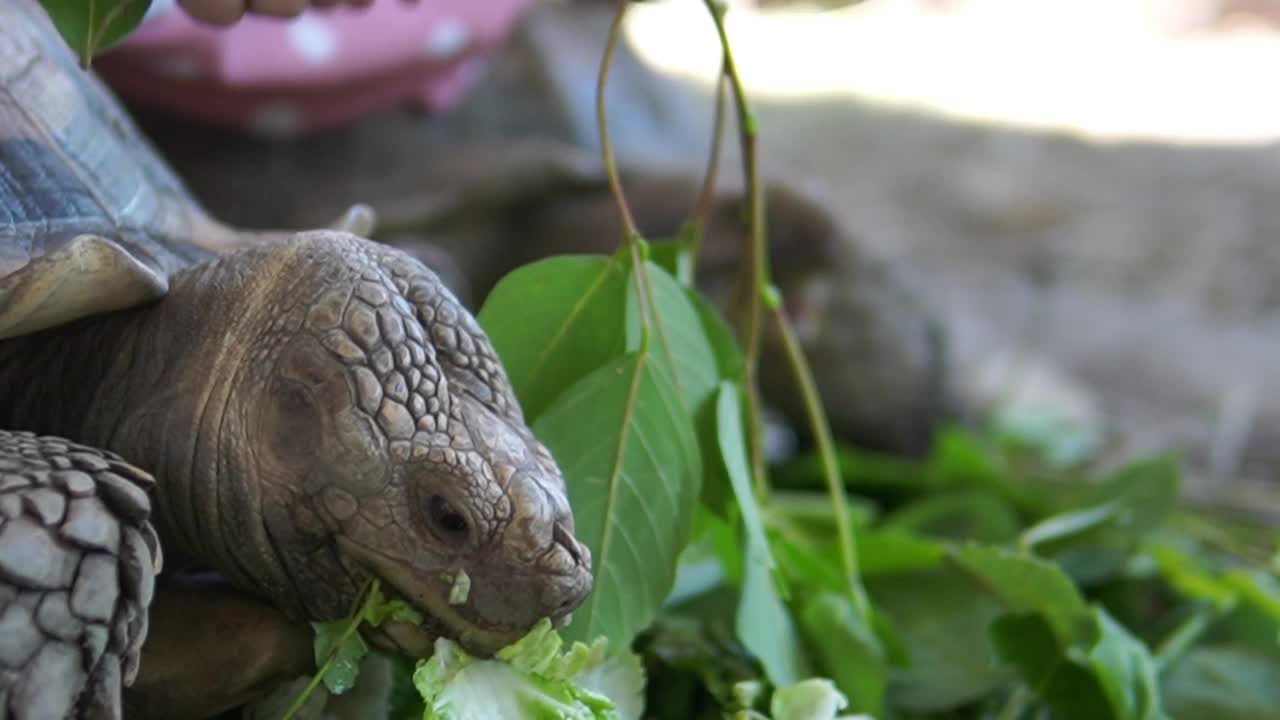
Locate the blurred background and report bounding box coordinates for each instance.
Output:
[118,0,1280,519]
[607,0,1280,518]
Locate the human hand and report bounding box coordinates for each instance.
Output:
[177,0,387,25]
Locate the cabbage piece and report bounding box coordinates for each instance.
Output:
[769,678,874,720]
[412,619,644,720]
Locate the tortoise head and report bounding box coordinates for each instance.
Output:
[238,231,592,657]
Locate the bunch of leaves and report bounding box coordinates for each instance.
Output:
[480,1,1280,717]
[761,429,1280,720]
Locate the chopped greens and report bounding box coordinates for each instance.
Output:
[412,619,643,720]
[447,570,471,607]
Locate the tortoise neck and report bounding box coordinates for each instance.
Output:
[0,248,280,584]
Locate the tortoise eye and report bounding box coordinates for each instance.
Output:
[428,495,469,538]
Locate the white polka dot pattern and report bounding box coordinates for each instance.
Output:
[288,15,340,66]
[424,18,470,60]
[96,0,536,137]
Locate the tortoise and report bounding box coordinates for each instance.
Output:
[0,1,593,718]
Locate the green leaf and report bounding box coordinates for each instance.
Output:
[689,288,744,382]
[534,353,701,650]
[868,567,1012,712]
[988,613,1113,718]
[575,645,647,720]
[307,580,425,698]
[857,528,947,577]
[798,592,887,716]
[690,295,743,515]
[311,620,370,696]
[363,590,425,627]
[952,544,1096,648]
[1087,456,1181,539]
[497,619,568,676]
[928,428,1009,489]
[716,383,811,686]
[1149,542,1239,609]
[769,678,850,720]
[884,491,1021,543]
[646,241,690,285]
[1020,501,1123,550]
[736,518,813,691]
[479,255,630,421]
[1222,568,1280,622]
[647,223,701,287]
[626,261,720,414]
[1088,608,1168,720]
[412,624,630,720]
[990,608,1169,720]
[687,289,745,515]
[772,444,937,496]
[770,534,845,596]
[716,384,775,584]
[40,0,151,68]
[1040,457,1181,584]
[1163,646,1280,720]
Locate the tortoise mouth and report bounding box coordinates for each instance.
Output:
[366,582,572,660]
[337,537,555,658]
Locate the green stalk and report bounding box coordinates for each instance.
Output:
[597,1,656,338]
[699,0,868,620]
[773,308,870,620]
[1154,605,1225,673]
[685,62,729,279]
[701,0,770,501]
[278,578,380,720]
[596,0,639,242]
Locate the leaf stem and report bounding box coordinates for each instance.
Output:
[1153,604,1224,674]
[83,0,97,69]
[595,0,660,349]
[772,308,871,621]
[699,0,868,624]
[80,0,139,69]
[691,64,732,240]
[701,0,770,501]
[596,0,639,241]
[278,578,380,720]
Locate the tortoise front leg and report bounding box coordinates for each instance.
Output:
[0,430,160,720]
[123,576,316,720]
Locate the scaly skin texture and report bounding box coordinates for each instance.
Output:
[0,231,593,665]
[0,430,161,720]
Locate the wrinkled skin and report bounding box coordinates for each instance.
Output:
[0,231,593,715]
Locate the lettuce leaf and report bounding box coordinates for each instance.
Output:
[412,619,644,720]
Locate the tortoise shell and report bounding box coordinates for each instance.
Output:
[0,0,263,340]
